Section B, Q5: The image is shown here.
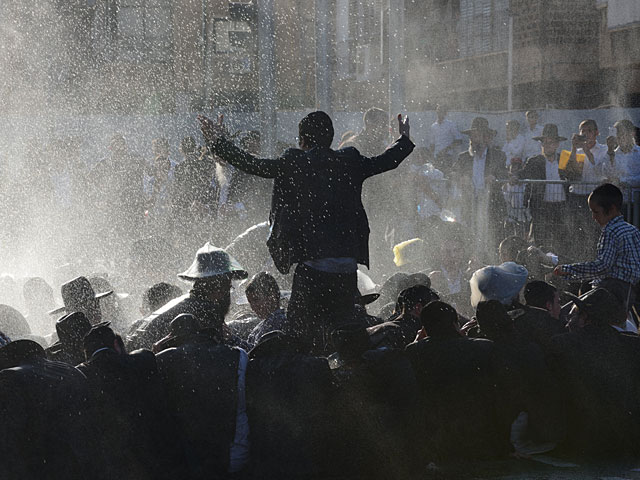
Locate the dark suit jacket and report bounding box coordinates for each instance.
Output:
[518,154,578,208]
[452,146,507,182]
[210,135,414,273]
[548,325,640,457]
[451,146,507,229]
[77,349,184,479]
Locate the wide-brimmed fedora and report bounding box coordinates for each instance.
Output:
[178,242,248,281]
[461,117,497,136]
[533,123,567,142]
[48,276,113,316]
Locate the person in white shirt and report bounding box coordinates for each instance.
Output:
[502,120,525,168]
[610,119,640,189]
[522,110,544,159]
[428,104,463,173]
[565,119,609,258]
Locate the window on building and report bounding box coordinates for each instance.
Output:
[334,0,383,80]
[115,0,173,62]
[457,0,508,58]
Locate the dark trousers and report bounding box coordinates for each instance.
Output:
[287,263,357,354]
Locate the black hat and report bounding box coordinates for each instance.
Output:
[55,311,92,347]
[0,339,46,371]
[533,124,567,142]
[83,322,116,355]
[330,323,371,358]
[153,314,202,352]
[462,117,497,136]
[564,288,626,324]
[49,276,113,316]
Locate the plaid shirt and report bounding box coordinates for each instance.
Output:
[564,215,640,285]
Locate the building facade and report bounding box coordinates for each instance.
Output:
[0,0,639,115]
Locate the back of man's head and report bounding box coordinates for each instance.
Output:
[246,272,280,303]
[363,107,388,129]
[298,111,334,149]
[420,301,459,338]
[397,285,439,315]
[524,280,557,310]
[589,183,623,214]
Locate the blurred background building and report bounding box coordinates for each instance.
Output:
[1,0,639,115]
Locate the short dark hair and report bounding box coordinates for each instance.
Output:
[589,183,623,213]
[245,272,280,301]
[298,111,334,148]
[397,285,439,312]
[524,280,557,309]
[420,300,458,337]
[579,119,598,132]
[363,107,388,127]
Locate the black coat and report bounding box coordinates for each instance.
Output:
[332,348,419,478]
[246,334,337,478]
[0,340,98,480]
[518,154,578,208]
[156,336,242,479]
[77,349,185,480]
[548,325,640,457]
[405,335,509,460]
[210,135,415,273]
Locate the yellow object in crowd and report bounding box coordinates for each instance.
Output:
[558,150,586,170]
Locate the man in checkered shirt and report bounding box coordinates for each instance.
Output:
[554,183,640,310]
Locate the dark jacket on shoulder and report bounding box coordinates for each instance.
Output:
[246,333,337,478]
[77,348,185,479]
[549,325,640,458]
[406,335,508,460]
[0,340,97,480]
[209,135,415,273]
[156,335,242,479]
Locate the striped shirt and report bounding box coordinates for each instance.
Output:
[564,215,640,285]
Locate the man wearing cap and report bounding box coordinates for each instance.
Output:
[126,242,248,350]
[199,111,413,352]
[451,117,507,258]
[518,124,575,253]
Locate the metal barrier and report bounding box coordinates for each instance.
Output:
[436,178,638,262]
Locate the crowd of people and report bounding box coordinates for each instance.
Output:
[1,107,640,478]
